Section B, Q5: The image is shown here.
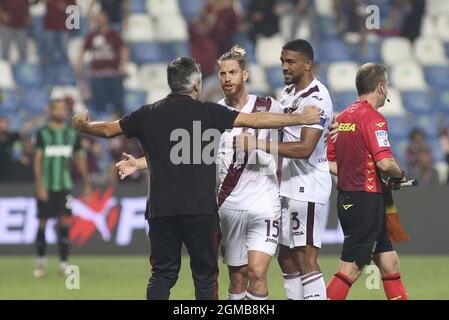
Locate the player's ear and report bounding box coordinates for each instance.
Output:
[305,60,313,72]
[242,68,249,82]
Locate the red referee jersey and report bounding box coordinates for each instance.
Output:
[327,101,393,193]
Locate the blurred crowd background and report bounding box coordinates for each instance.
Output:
[0,0,449,187]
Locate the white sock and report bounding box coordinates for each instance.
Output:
[301,271,327,300]
[36,256,47,266]
[245,289,268,300]
[283,272,304,300]
[228,291,246,300]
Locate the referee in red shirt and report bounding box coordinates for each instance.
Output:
[326,63,409,300]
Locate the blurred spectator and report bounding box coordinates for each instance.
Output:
[399,0,425,42]
[440,128,449,184]
[408,149,439,186]
[109,136,144,185]
[378,0,404,36]
[335,0,369,59]
[71,135,102,182]
[189,11,219,78]
[246,0,281,43]
[202,0,240,55]
[13,137,35,181]
[0,0,31,61]
[0,115,43,182]
[406,128,431,169]
[42,0,76,67]
[335,0,366,34]
[88,0,129,32]
[285,0,312,40]
[75,11,129,116]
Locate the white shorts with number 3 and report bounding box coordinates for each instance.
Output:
[279,197,326,248]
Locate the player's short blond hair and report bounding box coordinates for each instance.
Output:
[217,45,248,71]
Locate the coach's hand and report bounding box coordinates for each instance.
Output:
[116,153,138,180]
[329,116,339,143]
[234,133,257,153]
[72,111,89,133]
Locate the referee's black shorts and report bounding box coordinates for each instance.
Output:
[337,191,394,269]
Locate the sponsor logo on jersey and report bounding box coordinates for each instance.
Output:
[44,145,73,157]
[375,122,386,128]
[338,123,356,132]
[342,204,354,210]
[311,95,323,101]
[375,130,390,147]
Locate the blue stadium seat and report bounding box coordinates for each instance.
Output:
[319,39,351,63]
[124,90,147,114]
[19,88,49,114]
[179,0,205,22]
[389,137,408,167]
[73,16,90,37]
[130,0,147,13]
[424,66,449,90]
[402,91,434,114]
[0,89,18,112]
[265,66,283,89]
[385,116,410,140]
[429,137,445,162]
[13,63,43,88]
[316,16,338,40]
[411,114,440,138]
[164,41,191,62]
[45,63,76,86]
[352,41,383,64]
[333,90,357,112]
[131,42,164,64]
[436,90,449,113]
[239,0,252,11]
[31,15,44,42]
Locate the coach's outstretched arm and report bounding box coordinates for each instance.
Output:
[233,105,321,129]
[72,111,123,138]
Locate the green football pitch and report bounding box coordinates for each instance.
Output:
[1,255,448,300]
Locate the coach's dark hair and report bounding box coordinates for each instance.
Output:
[167,57,202,94]
[355,63,388,96]
[217,45,248,71]
[282,39,314,62]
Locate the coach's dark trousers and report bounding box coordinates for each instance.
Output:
[146,214,220,300]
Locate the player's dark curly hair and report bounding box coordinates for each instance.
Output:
[282,39,314,62]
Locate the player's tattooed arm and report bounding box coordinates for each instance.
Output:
[115,153,147,180]
[72,111,123,138]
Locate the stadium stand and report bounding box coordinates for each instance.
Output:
[0,0,448,184]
